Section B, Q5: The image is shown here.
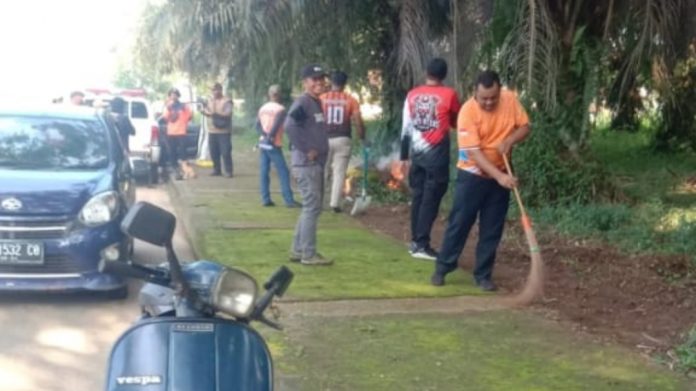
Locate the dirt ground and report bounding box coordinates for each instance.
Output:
[355,203,696,354]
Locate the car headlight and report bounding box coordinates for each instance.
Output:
[79,191,119,227]
[212,268,258,318]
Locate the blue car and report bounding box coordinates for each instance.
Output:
[0,104,136,298]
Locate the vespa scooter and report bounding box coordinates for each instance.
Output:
[101,201,293,390]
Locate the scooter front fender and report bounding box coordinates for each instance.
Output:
[104,318,273,390]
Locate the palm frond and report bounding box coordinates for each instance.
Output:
[617,0,682,98]
[498,0,560,110]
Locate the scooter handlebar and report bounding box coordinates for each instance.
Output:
[99,259,170,286]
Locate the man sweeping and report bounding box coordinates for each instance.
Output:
[431,70,530,291]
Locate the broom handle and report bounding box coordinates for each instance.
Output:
[502,154,528,218]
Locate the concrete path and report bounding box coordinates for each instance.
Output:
[0,186,193,391]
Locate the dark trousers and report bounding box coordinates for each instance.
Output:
[436,170,510,282]
[209,132,233,175]
[409,162,449,248]
[166,136,186,167]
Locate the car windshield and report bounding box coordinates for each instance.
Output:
[0,116,110,170]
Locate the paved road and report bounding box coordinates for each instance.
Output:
[0,186,194,391]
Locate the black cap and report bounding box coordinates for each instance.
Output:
[300,64,327,79]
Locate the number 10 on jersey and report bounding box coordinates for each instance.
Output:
[326,105,345,125]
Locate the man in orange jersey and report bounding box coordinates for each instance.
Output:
[255,84,300,208]
[432,70,531,291]
[320,71,365,213]
[161,88,192,181]
[400,58,460,261]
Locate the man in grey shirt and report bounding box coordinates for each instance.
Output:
[285,64,332,266]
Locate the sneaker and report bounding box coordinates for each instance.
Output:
[300,253,333,266]
[476,279,498,292]
[263,201,276,207]
[408,242,419,255]
[430,273,445,286]
[411,246,438,261]
[288,252,302,263]
[210,171,222,177]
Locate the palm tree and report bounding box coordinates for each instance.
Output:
[134,0,696,202]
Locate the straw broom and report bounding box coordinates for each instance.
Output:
[502,154,544,306]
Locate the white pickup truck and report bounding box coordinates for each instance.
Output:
[84,93,161,184]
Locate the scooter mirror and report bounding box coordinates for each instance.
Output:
[264,266,294,298]
[120,202,176,247]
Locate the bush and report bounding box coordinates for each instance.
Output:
[534,200,696,265]
[675,326,696,374]
[514,112,615,206]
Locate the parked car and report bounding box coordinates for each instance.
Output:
[0,104,135,298]
[84,94,161,185]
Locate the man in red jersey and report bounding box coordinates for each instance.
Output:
[320,71,365,213]
[400,58,460,260]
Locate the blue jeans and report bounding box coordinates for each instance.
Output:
[260,147,295,205]
[435,170,510,282]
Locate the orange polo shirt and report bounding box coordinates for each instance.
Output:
[456,89,529,175]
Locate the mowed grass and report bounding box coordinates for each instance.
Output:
[202,196,357,229]
[202,227,483,300]
[266,311,692,391]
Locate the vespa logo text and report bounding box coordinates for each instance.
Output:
[1,198,22,211]
[116,375,162,386]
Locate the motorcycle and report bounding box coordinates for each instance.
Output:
[101,201,293,390]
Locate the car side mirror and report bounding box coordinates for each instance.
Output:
[120,202,176,246]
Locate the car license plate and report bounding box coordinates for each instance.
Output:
[0,241,44,265]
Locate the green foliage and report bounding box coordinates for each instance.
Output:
[676,326,696,374]
[112,64,173,100]
[656,44,696,152]
[535,199,696,265]
[514,111,612,206]
[366,175,410,204]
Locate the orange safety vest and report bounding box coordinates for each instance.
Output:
[163,102,192,137]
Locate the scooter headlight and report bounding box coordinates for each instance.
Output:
[212,268,258,318]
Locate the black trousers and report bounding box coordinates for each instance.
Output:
[435,170,510,282]
[409,162,449,249]
[166,136,187,167]
[209,133,233,175]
